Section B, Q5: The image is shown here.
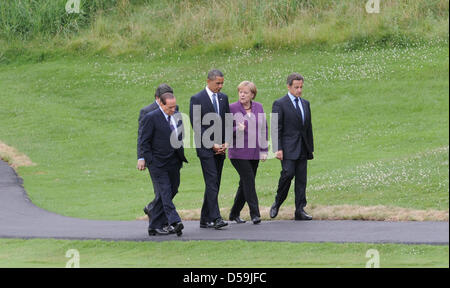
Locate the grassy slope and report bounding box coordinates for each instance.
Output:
[0,239,448,268]
[0,45,448,221]
[1,0,448,61]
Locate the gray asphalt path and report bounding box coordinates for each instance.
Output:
[0,160,448,244]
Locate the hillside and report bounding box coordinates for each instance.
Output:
[0,0,448,63]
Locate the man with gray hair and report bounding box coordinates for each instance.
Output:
[189,69,230,229]
[140,92,188,236]
[137,84,178,221]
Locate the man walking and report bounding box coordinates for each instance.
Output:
[137,84,175,218]
[270,73,314,221]
[140,92,188,236]
[189,69,230,229]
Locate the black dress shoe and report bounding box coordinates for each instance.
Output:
[200,222,215,229]
[270,203,279,219]
[230,216,246,224]
[214,218,228,230]
[163,224,173,233]
[252,216,261,224]
[148,228,169,236]
[295,210,312,221]
[168,222,184,236]
[143,206,152,220]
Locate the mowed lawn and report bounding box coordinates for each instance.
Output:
[0,45,447,220]
[0,239,448,268]
[0,45,448,268]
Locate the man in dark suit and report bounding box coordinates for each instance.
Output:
[270,73,314,221]
[140,92,188,236]
[189,69,230,229]
[137,84,177,218]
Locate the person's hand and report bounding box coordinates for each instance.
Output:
[275,150,283,161]
[237,122,246,131]
[137,159,146,171]
[214,143,227,155]
[220,143,229,154]
[260,153,268,162]
[213,144,222,155]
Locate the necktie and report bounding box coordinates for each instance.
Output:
[212,93,219,114]
[167,115,175,131]
[294,97,305,124]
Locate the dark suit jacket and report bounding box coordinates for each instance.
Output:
[272,94,314,160]
[189,89,230,158]
[137,101,179,160]
[140,109,188,168]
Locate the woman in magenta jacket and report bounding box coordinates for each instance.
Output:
[228,81,268,224]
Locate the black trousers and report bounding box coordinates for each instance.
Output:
[148,159,182,229]
[145,186,178,216]
[229,159,260,219]
[144,179,157,214]
[199,154,225,223]
[275,157,308,217]
[146,166,179,214]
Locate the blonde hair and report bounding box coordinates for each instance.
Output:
[237,81,257,99]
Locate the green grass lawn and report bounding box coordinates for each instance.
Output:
[0,44,448,267]
[0,239,447,268]
[0,45,448,220]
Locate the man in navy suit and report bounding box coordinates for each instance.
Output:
[137,84,179,220]
[270,73,314,221]
[189,69,230,229]
[140,92,188,236]
[137,84,174,171]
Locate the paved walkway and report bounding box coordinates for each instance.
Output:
[0,160,448,244]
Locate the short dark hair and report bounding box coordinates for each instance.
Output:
[155,83,173,99]
[159,92,175,105]
[287,73,304,86]
[207,69,224,80]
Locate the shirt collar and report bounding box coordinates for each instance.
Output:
[288,92,298,102]
[205,86,216,98]
[205,86,220,114]
[159,108,178,134]
[159,106,170,121]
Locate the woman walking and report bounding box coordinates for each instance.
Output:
[228,81,268,224]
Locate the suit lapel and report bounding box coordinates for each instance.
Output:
[303,101,311,124]
[157,109,171,131]
[283,94,302,122]
[201,89,216,114]
[158,109,184,143]
[173,112,183,141]
[299,98,309,124]
[218,93,226,115]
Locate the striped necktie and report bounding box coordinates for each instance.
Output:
[167,115,175,131]
[212,93,219,114]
